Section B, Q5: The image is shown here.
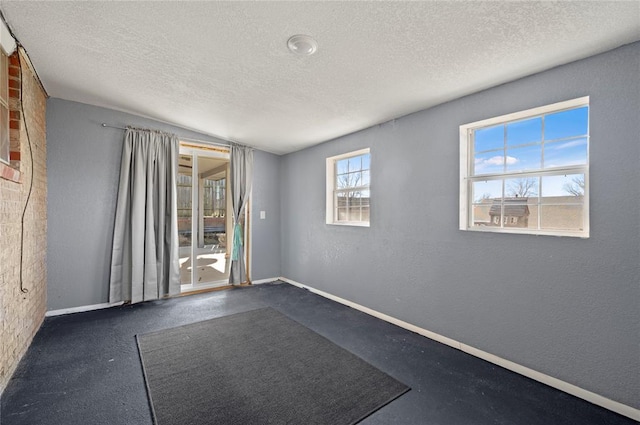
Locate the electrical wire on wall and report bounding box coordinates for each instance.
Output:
[18,45,35,294]
[0,11,43,295]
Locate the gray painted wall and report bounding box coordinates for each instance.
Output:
[251,149,281,281]
[280,42,639,408]
[46,99,281,310]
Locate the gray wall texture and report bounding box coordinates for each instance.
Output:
[46,99,281,310]
[251,149,281,281]
[279,42,639,408]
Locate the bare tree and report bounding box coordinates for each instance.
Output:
[563,175,585,196]
[506,178,538,198]
[474,192,493,203]
[337,172,361,191]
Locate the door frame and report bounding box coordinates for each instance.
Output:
[179,141,233,291]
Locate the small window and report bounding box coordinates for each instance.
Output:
[326,148,370,226]
[0,49,9,165]
[460,97,589,237]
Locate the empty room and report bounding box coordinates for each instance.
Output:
[0,2,638,424]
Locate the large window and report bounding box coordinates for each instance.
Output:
[326,148,370,226]
[460,97,589,237]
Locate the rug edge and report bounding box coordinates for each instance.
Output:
[349,385,411,425]
[135,334,160,425]
[136,307,274,341]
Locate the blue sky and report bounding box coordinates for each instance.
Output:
[336,153,371,189]
[474,106,588,176]
[472,106,588,202]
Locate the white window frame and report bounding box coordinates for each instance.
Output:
[459,97,589,238]
[326,148,370,227]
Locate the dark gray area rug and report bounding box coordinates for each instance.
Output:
[136,307,409,425]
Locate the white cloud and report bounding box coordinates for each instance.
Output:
[548,139,587,150]
[475,155,518,169]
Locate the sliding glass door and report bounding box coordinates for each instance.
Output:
[178,143,231,291]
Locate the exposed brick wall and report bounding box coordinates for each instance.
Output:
[0,48,47,395]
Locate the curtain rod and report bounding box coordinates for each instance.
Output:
[101,123,232,149]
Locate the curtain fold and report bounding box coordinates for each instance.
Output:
[109,128,180,303]
[229,144,254,284]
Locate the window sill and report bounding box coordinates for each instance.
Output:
[462,226,588,239]
[327,221,370,228]
[0,161,21,183]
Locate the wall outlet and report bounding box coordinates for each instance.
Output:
[260,211,266,219]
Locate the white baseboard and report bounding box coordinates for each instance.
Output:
[279,277,640,422]
[251,278,280,284]
[46,301,124,317]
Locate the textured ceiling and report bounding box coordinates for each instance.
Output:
[1,1,639,154]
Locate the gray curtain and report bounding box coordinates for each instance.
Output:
[109,128,180,303]
[229,144,254,284]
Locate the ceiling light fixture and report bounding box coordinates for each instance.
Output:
[287,34,318,56]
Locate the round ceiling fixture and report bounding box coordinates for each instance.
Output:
[287,34,318,56]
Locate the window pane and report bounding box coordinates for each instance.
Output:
[361,170,370,186]
[506,144,541,172]
[359,189,370,206]
[353,171,363,187]
[177,166,193,249]
[541,174,585,200]
[507,117,541,146]
[336,158,348,174]
[472,180,502,203]
[348,207,361,222]
[540,204,584,231]
[361,206,370,222]
[502,199,533,229]
[337,172,356,189]
[471,180,501,228]
[348,156,362,172]
[336,192,348,207]
[505,177,539,200]
[474,151,505,175]
[336,207,348,221]
[545,107,588,140]
[471,202,493,226]
[474,124,504,152]
[352,171,363,187]
[361,153,370,170]
[543,138,587,168]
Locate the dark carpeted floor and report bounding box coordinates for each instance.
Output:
[1,282,637,425]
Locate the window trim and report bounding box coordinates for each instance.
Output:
[459,96,590,238]
[326,148,371,227]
